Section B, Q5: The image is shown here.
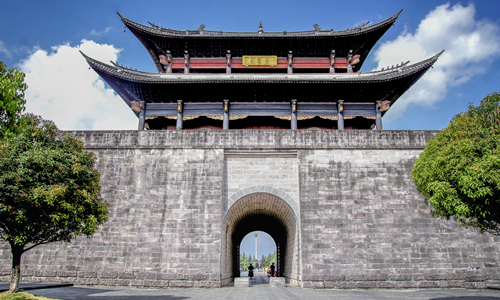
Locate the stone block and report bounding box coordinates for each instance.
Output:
[35,270,57,277]
[118,272,136,279]
[234,277,249,288]
[86,278,99,285]
[169,280,194,288]
[130,279,144,286]
[194,281,218,288]
[78,272,97,278]
[20,269,34,276]
[100,272,118,279]
[112,279,131,286]
[143,280,169,288]
[58,271,77,277]
[270,277,285,287]
[191,274,209,281]
[377,281,398,288]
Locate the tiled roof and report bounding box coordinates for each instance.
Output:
[117,10,401,39]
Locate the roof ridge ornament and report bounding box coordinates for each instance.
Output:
[353,21,371,31]
[258,22,263,34]
[313,24,321,32]
[148,21,159,29]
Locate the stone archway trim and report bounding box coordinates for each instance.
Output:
[227,186,299,218]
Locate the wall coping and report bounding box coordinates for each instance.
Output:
[68,130,439,150]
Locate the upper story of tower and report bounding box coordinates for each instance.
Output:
[117,11,401,74]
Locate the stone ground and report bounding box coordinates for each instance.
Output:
[3,272,500,300]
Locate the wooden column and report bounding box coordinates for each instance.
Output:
[166,51,172,74]
[184,51,189,74]
[337,100,344,130]
[291,99,297,130]
[375,100,383,130]
[138,102,146,130]
[176,100,183,130]
[226,51,231,74]
[287,51,293,74]
[330,50,335,73]
[223,99,229,130]
[347,50,353,73]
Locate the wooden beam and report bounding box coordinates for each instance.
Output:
[292,58,330,69]
[183,103,223,116]
[334,57,348,69]
[343,103,376,116]
[144,102,376,118]
[229,103,290,116]
[145,103,223,117]
[189,58,227,69]
[297,103,337,116]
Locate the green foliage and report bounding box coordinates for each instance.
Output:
[0,114,108,250]
[260,251,277,268]
[0,62,27,141]
[0,291,60,300]
[411,92,500,235]
[240,252,250,269]
[240,251,276,269]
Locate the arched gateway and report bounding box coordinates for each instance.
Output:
[221,187,300,286]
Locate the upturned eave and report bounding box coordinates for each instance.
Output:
[82,50,440,85]
[117,10,401,39]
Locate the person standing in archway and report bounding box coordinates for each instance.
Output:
[270,263,275,277]
[248,263,254,278]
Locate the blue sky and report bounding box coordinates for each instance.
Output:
[1,1,500,130]
[240,231,276,260]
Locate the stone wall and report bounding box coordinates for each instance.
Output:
[1,130,500,288]
[1,146,225,288]
[298,148,500,288]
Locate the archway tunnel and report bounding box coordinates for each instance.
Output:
[221,192,300,286]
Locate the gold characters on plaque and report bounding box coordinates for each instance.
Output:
[242,56,278,66]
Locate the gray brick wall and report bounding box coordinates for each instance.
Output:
[298,148,500,289]
[1,130,499,289]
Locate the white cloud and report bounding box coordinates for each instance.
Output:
[0,40,12,58]
[19,39,137,130]
[90,27,112,36]
[373,3,500,121]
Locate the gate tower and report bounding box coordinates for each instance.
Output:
[82,10,440,131]
[6,11,499,290]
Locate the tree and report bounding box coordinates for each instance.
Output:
[0,62,27,141]
[240,252,250,269]
[0,115,109,293]
[411,92,500,235]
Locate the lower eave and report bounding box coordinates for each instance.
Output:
[82,51,441,117]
